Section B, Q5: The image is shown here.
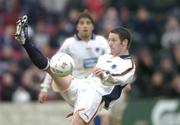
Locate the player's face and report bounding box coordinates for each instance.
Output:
[76,18,94,38]
[108,33,123,56]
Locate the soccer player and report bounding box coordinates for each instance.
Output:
[15,15,135,125]
[38,11,110,104]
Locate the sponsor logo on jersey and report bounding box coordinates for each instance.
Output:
[83,58,98,68]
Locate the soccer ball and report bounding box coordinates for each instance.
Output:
[49,53,74,77]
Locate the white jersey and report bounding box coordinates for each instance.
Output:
[51,53,136,121]
[41,34,110,90]
[87,54,136,96]
[52,53,136,119]
[58,34,110,78]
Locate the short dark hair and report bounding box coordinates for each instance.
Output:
[110,27,132,49]
[75,10,95,26]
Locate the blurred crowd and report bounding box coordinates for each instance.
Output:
[0,0,180,102]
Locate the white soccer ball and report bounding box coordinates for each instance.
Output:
[49,53,74,77]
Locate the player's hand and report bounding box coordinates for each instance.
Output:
[38,91,48,103]
[93,68,110,81]
[93,68,103,77]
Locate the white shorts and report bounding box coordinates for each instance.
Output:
[51,78,103,123]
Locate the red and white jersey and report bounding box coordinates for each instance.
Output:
[58,34,110,78]
[87,53,136,96]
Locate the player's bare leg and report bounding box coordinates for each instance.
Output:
[46,68,73,90]
[88,120,94,125]
[71,111,95,125]
[14,15,72,91]
[71,111,85,125]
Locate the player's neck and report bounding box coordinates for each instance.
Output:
[78,33,91,42]
[112,50,129,57]
[82,38,91,42]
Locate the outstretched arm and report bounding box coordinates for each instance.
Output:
[93,67,135,86]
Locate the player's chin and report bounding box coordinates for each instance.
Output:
[83,30,90,33]
[83,31,89,34]
[111,50,116,54]
[82,33,90,38]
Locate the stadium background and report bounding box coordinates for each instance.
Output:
[0,0,180,125]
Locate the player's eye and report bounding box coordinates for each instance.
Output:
[79,21,84,25]
[108,38,116,42]
[86,21,91,25]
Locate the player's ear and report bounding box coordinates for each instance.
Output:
[123,39,128,46]
[92,25,94,31]
[76,24,79,31]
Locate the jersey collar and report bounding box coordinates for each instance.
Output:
[119,55,131,59]
[74,33,95,41]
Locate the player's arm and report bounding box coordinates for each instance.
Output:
[107,59,136,86]
[104,70,135,86]
[94,67,135,86]
[38,74,52,103]
[40,73,52,92]
[94,56,135,86]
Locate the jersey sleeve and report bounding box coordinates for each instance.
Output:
[104,59,135,86]
[57,38,71,54]
[96,55,104,68]
[106,68,135,86]
[40,73,53,92]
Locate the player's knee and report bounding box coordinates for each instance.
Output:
[71,118,84,125]
[71,112,85,125]
[71,120,84,125]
